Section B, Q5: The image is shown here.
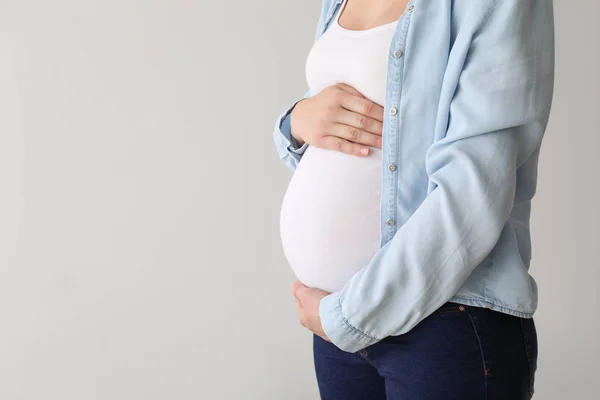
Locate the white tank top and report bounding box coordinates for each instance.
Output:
[279,0,398,293]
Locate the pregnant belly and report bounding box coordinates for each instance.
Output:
[279,145,382,293]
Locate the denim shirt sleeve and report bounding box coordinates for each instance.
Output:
[319,0,555,352]
[273,94,311,171]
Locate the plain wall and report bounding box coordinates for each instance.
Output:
[0,1,598,399]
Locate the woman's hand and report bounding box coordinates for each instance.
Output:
[290,280,332,342]
[289,83,384,157]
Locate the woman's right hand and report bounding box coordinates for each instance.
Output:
[289,83,384,157]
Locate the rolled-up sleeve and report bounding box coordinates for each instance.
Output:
[273,94,311,171]
[319,0,555,352]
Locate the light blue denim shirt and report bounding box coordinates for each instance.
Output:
[273,0,555,353]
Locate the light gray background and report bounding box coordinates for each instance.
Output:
[0,1,597,399]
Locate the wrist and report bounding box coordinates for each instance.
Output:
[291,133,305,148]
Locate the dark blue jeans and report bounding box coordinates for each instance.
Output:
[313,302,537,399]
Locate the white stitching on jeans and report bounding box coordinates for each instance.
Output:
[520,319,534,398]
[466,310,488,400]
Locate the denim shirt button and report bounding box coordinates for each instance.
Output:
[389,107,398,115]
[394,50,403,58]
[386,219,395,226]
[388,163,397,171]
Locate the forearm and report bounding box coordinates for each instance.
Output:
[273,92,311,171]
[320,129,523,351]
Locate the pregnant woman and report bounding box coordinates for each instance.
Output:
[273,1,554,399]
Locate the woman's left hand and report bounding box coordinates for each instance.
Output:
[290,280,332,343]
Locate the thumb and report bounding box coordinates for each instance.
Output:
[290,280,307,298]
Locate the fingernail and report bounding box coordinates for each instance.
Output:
[360,148,369,155]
